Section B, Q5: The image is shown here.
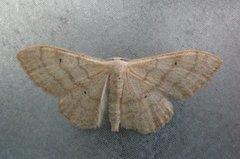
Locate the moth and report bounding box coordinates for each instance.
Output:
[17,46,222,134]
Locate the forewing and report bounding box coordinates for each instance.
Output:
[17,45,108,96]
[59,70,109,129]
[127,51,222,100]
[120,72,173,134]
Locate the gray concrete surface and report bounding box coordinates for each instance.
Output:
[0,0,239,158]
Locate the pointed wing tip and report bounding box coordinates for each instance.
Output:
[216,57,223,67]
[16,46,42,61]
[196,50,223,66]
[16,48,27,61]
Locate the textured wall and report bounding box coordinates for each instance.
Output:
[0,0,239,158]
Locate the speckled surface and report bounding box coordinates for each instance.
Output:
[0,0,239,158]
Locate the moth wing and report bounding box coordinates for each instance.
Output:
[120,72,173,134]
[127,51,222,100]
[17,45,108,96]
[59,72,109,129]
[17,46,110,129]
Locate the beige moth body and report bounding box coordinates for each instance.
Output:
[17,46,222,134]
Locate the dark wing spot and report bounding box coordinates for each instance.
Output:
[84,91,87,94]
[144,95,147,98]
[59,58,62,63]
[174,61,177,65]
